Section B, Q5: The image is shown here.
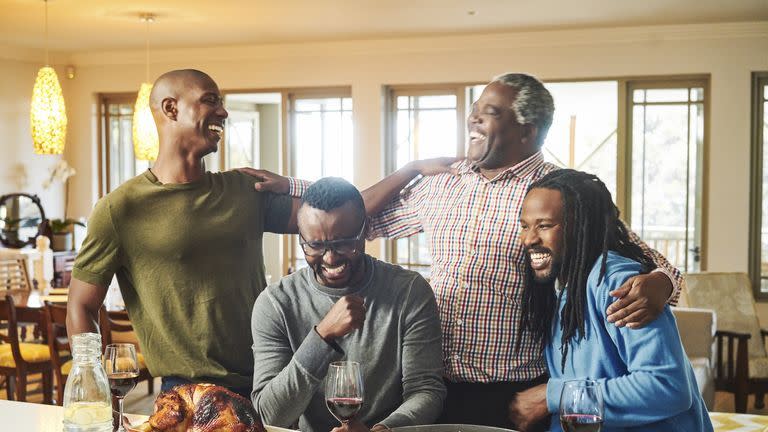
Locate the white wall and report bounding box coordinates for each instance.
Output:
[0,56,67,219]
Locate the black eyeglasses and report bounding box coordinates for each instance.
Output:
[299,222,366,257]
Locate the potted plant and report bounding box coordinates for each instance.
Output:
[50,218,85,251]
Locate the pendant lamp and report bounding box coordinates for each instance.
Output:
[132,14,159,161]
[31,0,67,155]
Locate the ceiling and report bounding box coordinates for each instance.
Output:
[2,0,767,52]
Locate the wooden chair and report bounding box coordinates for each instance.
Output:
[0,258,32,291]
[43,301,70,405]
[98,306,154,394]
[0,294,53,403]
[684,272,768,413]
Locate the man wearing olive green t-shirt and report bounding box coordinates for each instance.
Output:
[66,69,302,397]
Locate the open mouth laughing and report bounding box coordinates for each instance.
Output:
[207,122,224,140]
[321,262,349,281]
[469,130,487,146]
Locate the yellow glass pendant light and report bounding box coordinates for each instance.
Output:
[31,0,67,155]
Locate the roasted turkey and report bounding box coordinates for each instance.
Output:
[132,383,265,432]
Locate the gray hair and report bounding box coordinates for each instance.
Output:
[492,72,555,146]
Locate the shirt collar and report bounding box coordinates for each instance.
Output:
[459,151,546,183]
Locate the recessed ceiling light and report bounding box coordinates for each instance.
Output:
[467,10,476,16]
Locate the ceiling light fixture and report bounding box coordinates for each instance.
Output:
[31,0,67,155]
[132,13,159,161]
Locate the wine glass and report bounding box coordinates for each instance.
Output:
[559,379,604,432]
[325,361,364,425]
[104,343,140,432]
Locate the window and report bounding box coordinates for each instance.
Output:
[385,86,467,276]
[544,81,619,197]
[627,80,706,273]
[750,72,768,297]
[287,89,354,271]
[99,94,149,194]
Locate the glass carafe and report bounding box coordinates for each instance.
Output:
[62,332,113,432]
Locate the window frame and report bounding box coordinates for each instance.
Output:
[285,87,354,273]
[621,76,710,273]
[750,72,768,299]
[98,92,139,198]
[383,83,476,269]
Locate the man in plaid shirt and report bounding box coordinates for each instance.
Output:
[360,73,682,430]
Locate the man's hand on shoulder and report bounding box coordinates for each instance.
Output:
[406,157,463,177]
[607,271,672,329]
[236,167,290,194]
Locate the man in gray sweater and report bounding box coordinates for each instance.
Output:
[251,177,446,432]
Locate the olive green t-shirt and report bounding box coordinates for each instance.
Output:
[72,170,292,388]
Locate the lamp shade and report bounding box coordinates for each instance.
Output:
[132,82,159,161]
[30,66,67,155]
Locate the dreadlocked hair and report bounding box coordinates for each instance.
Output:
[516,169,656,371]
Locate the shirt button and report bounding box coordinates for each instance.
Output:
[456,319,463,325]
[453,354,460,361]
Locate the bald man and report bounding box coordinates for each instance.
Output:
[67,69,303,397]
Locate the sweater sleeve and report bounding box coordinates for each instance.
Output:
[251,288,344,427]
[546,262,694,427]
[378,276,447,428]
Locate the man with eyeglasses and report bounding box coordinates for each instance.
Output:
[250,177,446,432]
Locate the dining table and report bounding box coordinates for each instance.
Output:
[0,399,766,432]
[5,288,68,309]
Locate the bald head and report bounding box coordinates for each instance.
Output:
[148,69,227,157]
[150,69,215,113]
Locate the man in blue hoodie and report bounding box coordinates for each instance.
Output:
[509,169,712,432]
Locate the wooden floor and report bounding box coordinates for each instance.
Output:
[2,375,767,417]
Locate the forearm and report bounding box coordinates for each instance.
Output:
[253,329,344,426]
[380,386,445,428]
[548,368,692,427]
[66,277,106,344]
[361,163,420,217]
[65,302,100,337]
[549,310,694,426]
[626,225,682,304]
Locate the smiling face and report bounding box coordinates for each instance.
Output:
[174,75,228,157]
[297,201,367,289]
[519,187,566,284]
[467,81,533,171]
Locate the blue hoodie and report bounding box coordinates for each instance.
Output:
[545,251,713,431]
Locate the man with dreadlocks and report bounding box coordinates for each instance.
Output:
[509,169,712,432]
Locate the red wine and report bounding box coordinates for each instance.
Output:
[108,372,139,398]
[326,397,363,422]
[560,414,603,432]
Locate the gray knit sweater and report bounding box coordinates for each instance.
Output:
[250,255,446,432]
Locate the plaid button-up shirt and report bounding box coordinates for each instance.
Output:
[367,152,681,383]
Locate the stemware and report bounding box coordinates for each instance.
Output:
[559,379,604,432]
[325,361,364,425]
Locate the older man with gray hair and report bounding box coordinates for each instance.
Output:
[361,73,685,430]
